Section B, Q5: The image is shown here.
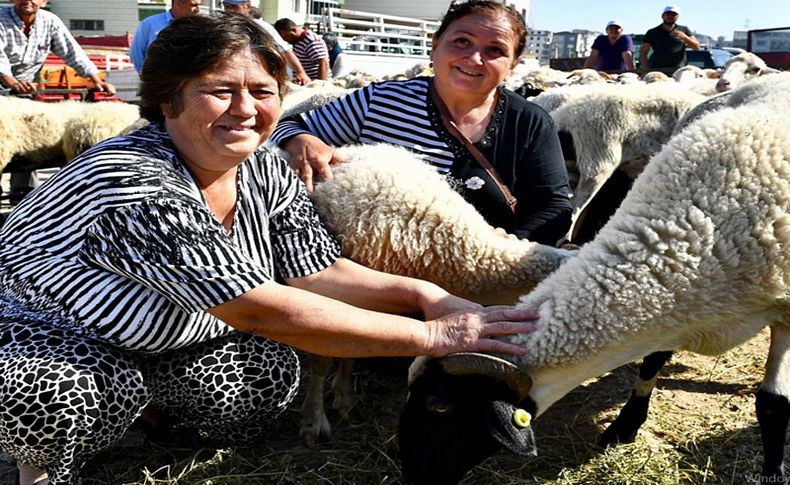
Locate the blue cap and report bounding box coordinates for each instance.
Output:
[663,5,680,14]
[223,0,249,5]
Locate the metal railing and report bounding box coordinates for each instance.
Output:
[323,8,439,59]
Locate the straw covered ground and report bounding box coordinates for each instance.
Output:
[19,327,777,485]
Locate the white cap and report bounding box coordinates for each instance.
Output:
[663,5,680,14]
[606,20,622,28]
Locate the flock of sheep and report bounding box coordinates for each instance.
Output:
[0,52,787,483]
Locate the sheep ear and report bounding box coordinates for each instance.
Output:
[764,67,781,74]
[486,400,538,457]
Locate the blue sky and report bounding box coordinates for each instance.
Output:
[528,0,790,40]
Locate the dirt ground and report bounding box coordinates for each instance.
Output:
[0,328,782,485]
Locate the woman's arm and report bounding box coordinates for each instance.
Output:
[270,84,374,190]
[510,109,573,245]
[208,257,538,358]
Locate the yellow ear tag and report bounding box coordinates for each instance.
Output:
[512,408,532,428]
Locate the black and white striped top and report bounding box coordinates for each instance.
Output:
[293,29,329,80]
[271,77,458,172]
[0,123,340,353]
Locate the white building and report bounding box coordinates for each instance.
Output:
[525,29,552,65]
[50,0,138,36]
[548,29,597,59]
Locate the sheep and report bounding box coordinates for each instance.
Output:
[505,66,580,95]
[527,82,614,113]
[614,72,642,84]
[280,83,350,120]
[675,71,790,135]
[398,90,790,485]
[0,97,141,176]
[548,82,707,240]
[564,68,613,85]
[642,71,672,83]
[61,102,142,161]
[715,51,780,92]
[297,143,574,445]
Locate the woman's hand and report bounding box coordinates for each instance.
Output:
[493,227,519,240]
[283,134,344,193]
[425,306,539,357]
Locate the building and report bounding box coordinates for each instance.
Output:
[695,33,714,48]
[525,29,553,65]
[0,0,136,35]
[548,29,598,59]
[732,30,749,49]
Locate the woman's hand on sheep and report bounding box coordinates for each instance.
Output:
[493,227,519,240]
[425,307,539,357]
[283,134,345,193]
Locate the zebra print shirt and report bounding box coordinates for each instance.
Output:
[0,123,340,353]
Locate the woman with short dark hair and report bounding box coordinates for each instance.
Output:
[273,0,572,245]
[0,13,537,485]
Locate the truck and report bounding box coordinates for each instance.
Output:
[748,26,790,70]
[317,7,438,77]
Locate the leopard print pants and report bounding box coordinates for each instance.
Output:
[0,319,300,485]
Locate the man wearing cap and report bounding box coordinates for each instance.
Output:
[584,20,634,72]
[129,0,201,72]
[222,0,310,85]
[274,17,329,81]
[0,0,116,205]
[640,5,700,74]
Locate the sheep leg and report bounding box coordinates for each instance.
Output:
[331,358,358,419]
[598,351,673,446]
[569,170,618,242]
[756,325,790,482]
[300,355,334,447]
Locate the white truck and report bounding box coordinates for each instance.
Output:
[314,7,438,77]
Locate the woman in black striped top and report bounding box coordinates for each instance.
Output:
[0,14,538,485]
[272,0,572,246]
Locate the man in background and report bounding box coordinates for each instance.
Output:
[640,5,700,74]
[130,0,200,72]
[222,0,310,85]
[584,20,634,72]
[274,18,329,81]
[0,0,115,204]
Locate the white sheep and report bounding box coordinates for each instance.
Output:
[548,82,707,239]
[280,84,350,120]
[528,82,614,113]
[0,97,141,175]
[61,102,142,161]
[715,51,780,92]
[675,71,790,135]
[399,89,790,484]
[298,143,574,445]
[641,71,672,83]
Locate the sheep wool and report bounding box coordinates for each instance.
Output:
[508,95,789,375]
[0,97,141,173]
[312,144,571,305]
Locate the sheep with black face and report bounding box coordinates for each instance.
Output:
[398,77,790,484]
